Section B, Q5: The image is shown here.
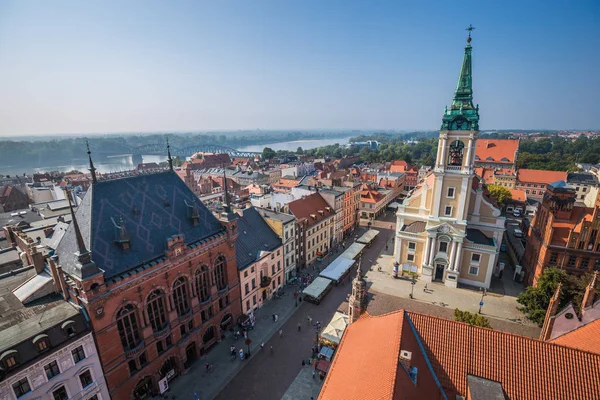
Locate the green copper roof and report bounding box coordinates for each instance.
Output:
[441,32,480,131]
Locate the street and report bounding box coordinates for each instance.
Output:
[215,215,396,400]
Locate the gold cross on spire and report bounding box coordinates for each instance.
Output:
[466,24,475,43]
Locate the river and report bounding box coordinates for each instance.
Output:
[1,136,355,175]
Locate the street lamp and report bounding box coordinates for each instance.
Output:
[410,276,416,299]
[478,288,485,314]
[245,338,252,357]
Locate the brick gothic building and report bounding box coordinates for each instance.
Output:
[54,153,241,399]
[524,180,600,285]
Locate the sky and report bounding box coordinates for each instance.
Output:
[1,0,599,136]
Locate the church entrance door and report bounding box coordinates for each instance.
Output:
[434,264,445,281]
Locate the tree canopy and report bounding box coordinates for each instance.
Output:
[453,309,491,328]
[516,136,600,171]
[262,147,276,159]
[516,267,599,326]
[487,184,512,206]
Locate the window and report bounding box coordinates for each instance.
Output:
[12,378,31,398]
[407,254,415,262]
[447,187,455,198]
[568,256,577,268]
[72,345,86,364]
[583,187,588,192]
[525,190,530,194]
[173,277,190,316]
[253,295,257,305]
[580,258,590,269]
[277,261,281,270]
[53,386,69,400]
[251,278,256,289]
[471,253,481,263]
[147,290,167,332]
[246,300,250,311]
[165,335,172,347]
[129,359,138,375]
[79,369,93,388]
[278,276,281,285]
[468,265,479,275]
[409,366,418,385]
[45,360,60,379]
[157,340,164,354]
[214,256,228,291]
[244,283,249,295]
[35,337,50,353]
[549,253,558,264]
[532,190,536,195]
[271,265,275,275]
[116,305,140,350]
[244,270,248,278]
[251,266,254,273]
[444,206,452,216]
[195,266,211,302]
[408,242,416,250]
[180,325,186,336]
[3,354,18,369]
[439,242,448,253]
[139,352,147,367]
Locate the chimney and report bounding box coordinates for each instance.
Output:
[30,246,45,275]
[581,271,598,317]
[540,283,562,341]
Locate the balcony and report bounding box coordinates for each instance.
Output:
[125,340,145,359]
[153,324,171,341]
[260,276,272,288]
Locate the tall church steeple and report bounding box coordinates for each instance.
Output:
[86,141,97,184]
[348,259,367,323]
[441,25,480,131]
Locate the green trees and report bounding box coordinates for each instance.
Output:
[262,147,276,159]
[296,147,304,155]
[516,136,600,171]
[453,309,491,328]
[487,184,512,206]
[516,267,599,326]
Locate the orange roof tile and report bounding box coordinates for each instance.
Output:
[475,139,519,164]
[409,311,600,400]
[551,319,600,354]
[322,310,600,400]
[319,312,404,400]
[509,188,527,202]
[288,193,335,228]
[517,169,567,185]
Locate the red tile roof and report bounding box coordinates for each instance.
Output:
[550,319,600,355]
[475,139,519,164]
[288,193,335,228]
[509,188,527,202]
[409,311,600,400]
[517,169,568,185]
[321,310,600,400]
[319,312,404,400]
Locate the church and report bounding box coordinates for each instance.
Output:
[394,31,505,289]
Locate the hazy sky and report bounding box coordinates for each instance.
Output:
[1,0,599,136]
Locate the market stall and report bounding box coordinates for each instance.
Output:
[302,277,334,305]
[316,359,331,380]
[357,229,379,247]
[320,311,349,346]
[339,242,366,261]
[318,346,335,361]
[319,257,355,284]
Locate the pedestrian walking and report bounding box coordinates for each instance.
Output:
[279,329,283,338]
[307,315,312,325]
[312,369,316,379]
[239,349,244,360]
[272,313,275,322]
[270,346,274,355]
[261,342,265,349]
[297,322,301,332]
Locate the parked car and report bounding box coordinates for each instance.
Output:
[513,209,521,217]
[513,229,524,238]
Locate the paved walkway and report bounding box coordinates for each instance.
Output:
[281,365,323,400]
[366,237,538,330]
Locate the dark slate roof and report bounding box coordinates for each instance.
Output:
[466,229,494,246]
[56,171,223,279]
[567,172,599,186]
[235,207,282,270]
[401,221,426,233]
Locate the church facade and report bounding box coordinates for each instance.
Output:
[394,34,505,289]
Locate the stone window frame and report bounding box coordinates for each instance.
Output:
[446,187,456,199]
[116,304,141,351]
[146,289,168,332]
[44,359,61,380]
[468,265,479,276]
[12,377,31,398]
[172,276,191,317]
[195,265,211,303]
[214,255,228,291]
[444,205,453,217]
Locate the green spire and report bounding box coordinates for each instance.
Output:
[441,25,480,131]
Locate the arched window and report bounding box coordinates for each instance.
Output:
[172,277,190,317]
[214,256,227,291]
[448,140,465,166]
[116,305,141,350]
[195,266,211,302]
[147,290,167,332]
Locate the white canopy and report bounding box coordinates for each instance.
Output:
[388,202,400,208]
[319,257,355,282]
[357,229,379,244]
[339,243,366,260]
[320,311,349,345]
[302,277,333,299]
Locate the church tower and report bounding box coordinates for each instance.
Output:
[348,260,367,323]
[394,27,503,290]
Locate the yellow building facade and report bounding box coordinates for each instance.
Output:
[394,34,505,289]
